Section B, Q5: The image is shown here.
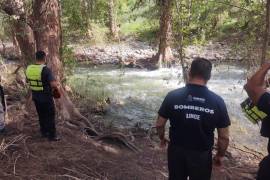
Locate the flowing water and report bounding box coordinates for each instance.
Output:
[69,64,268,153]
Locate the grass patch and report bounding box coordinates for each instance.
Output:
[67,75,111,105]
[120,17,159,42]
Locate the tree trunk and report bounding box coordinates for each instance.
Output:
[155,0,174,68]
[1,0,36,66]
[33,0,63,80]
[175,0,188,83]
[262,0,270,65]
[108,0,119,41]
[13,20,36,66]
[12,30,21,57]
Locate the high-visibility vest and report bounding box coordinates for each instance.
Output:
[26,64,46,91]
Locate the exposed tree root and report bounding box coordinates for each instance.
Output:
[96,132,140,152]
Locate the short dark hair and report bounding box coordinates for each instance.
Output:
[190,57,212,81]
[36,51,46,61]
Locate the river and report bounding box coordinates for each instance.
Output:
[68,64,268,154]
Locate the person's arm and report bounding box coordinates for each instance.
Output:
[245,63,270,104]
[156,93,171,147]
[156,115,169,148]
[45,67,61,98]
[214,98,231,167]
[156,115,168,140]
[217,128,229,156]
[214,127,229,163]
[50,80,58,90]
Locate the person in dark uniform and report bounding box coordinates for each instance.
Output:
[26,51,60,141]
[156,58,231,180]
[245,63,270,180]
[0,82,5,133]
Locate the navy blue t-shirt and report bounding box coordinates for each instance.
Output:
[32,66,55,102]
[158,84,231,151]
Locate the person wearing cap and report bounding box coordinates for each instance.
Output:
[26,51,61,141]
[156,57,231,180]
[244,63,270,180]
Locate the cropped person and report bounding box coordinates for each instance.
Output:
[0,82,5,133]
[244,63,270,180]
[26,51,61,141]
[156,58,231,180]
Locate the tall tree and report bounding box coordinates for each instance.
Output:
[155,0,174,67]
[108,0,119,40]
[262,0,270,65]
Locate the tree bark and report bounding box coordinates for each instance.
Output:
[1,0,36,66]
[262,0,270,65]
[33,0,63,80]
[175,0,188,83]
[108,0,119,41]
[13,20,36,66]
[155,0,174,68]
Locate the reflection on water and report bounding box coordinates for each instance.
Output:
[69,64,267,153]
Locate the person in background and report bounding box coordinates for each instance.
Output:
[156,57,231,180]
[26,51,61,141]
[244,63,270,180]
[0,81,6,133]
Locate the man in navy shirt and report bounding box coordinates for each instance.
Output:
[245,63,270,180]
[156,58,231,180]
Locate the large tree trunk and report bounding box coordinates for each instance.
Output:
[1,0,36,66]
[33,0,63,80]
[108,0,119,40]
[262,0,270,65]
[155,0,174,68]
[13,20,36,66]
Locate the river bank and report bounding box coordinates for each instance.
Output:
[0,39,251,70]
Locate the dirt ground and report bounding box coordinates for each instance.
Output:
[0,96,262,180]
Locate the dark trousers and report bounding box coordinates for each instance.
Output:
[257,155,270,180]
[257,141,270,180]
[34,99,56,138]
[168,144,212,180]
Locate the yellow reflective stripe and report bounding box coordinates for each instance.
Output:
[242,104,267,124]
[30,86,43,91]
[252,106,267,119]
[29,81,38,86]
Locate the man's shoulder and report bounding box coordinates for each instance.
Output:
[169,87,186,94]
[206,89,225,103]
[41,66,53,75]
[166,87,187,98]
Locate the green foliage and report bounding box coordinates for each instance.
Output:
[121,17,159,41]
[61,0,160,43]
[67,75,110,105]
[62,45,77,76]
[173,0,265,47]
